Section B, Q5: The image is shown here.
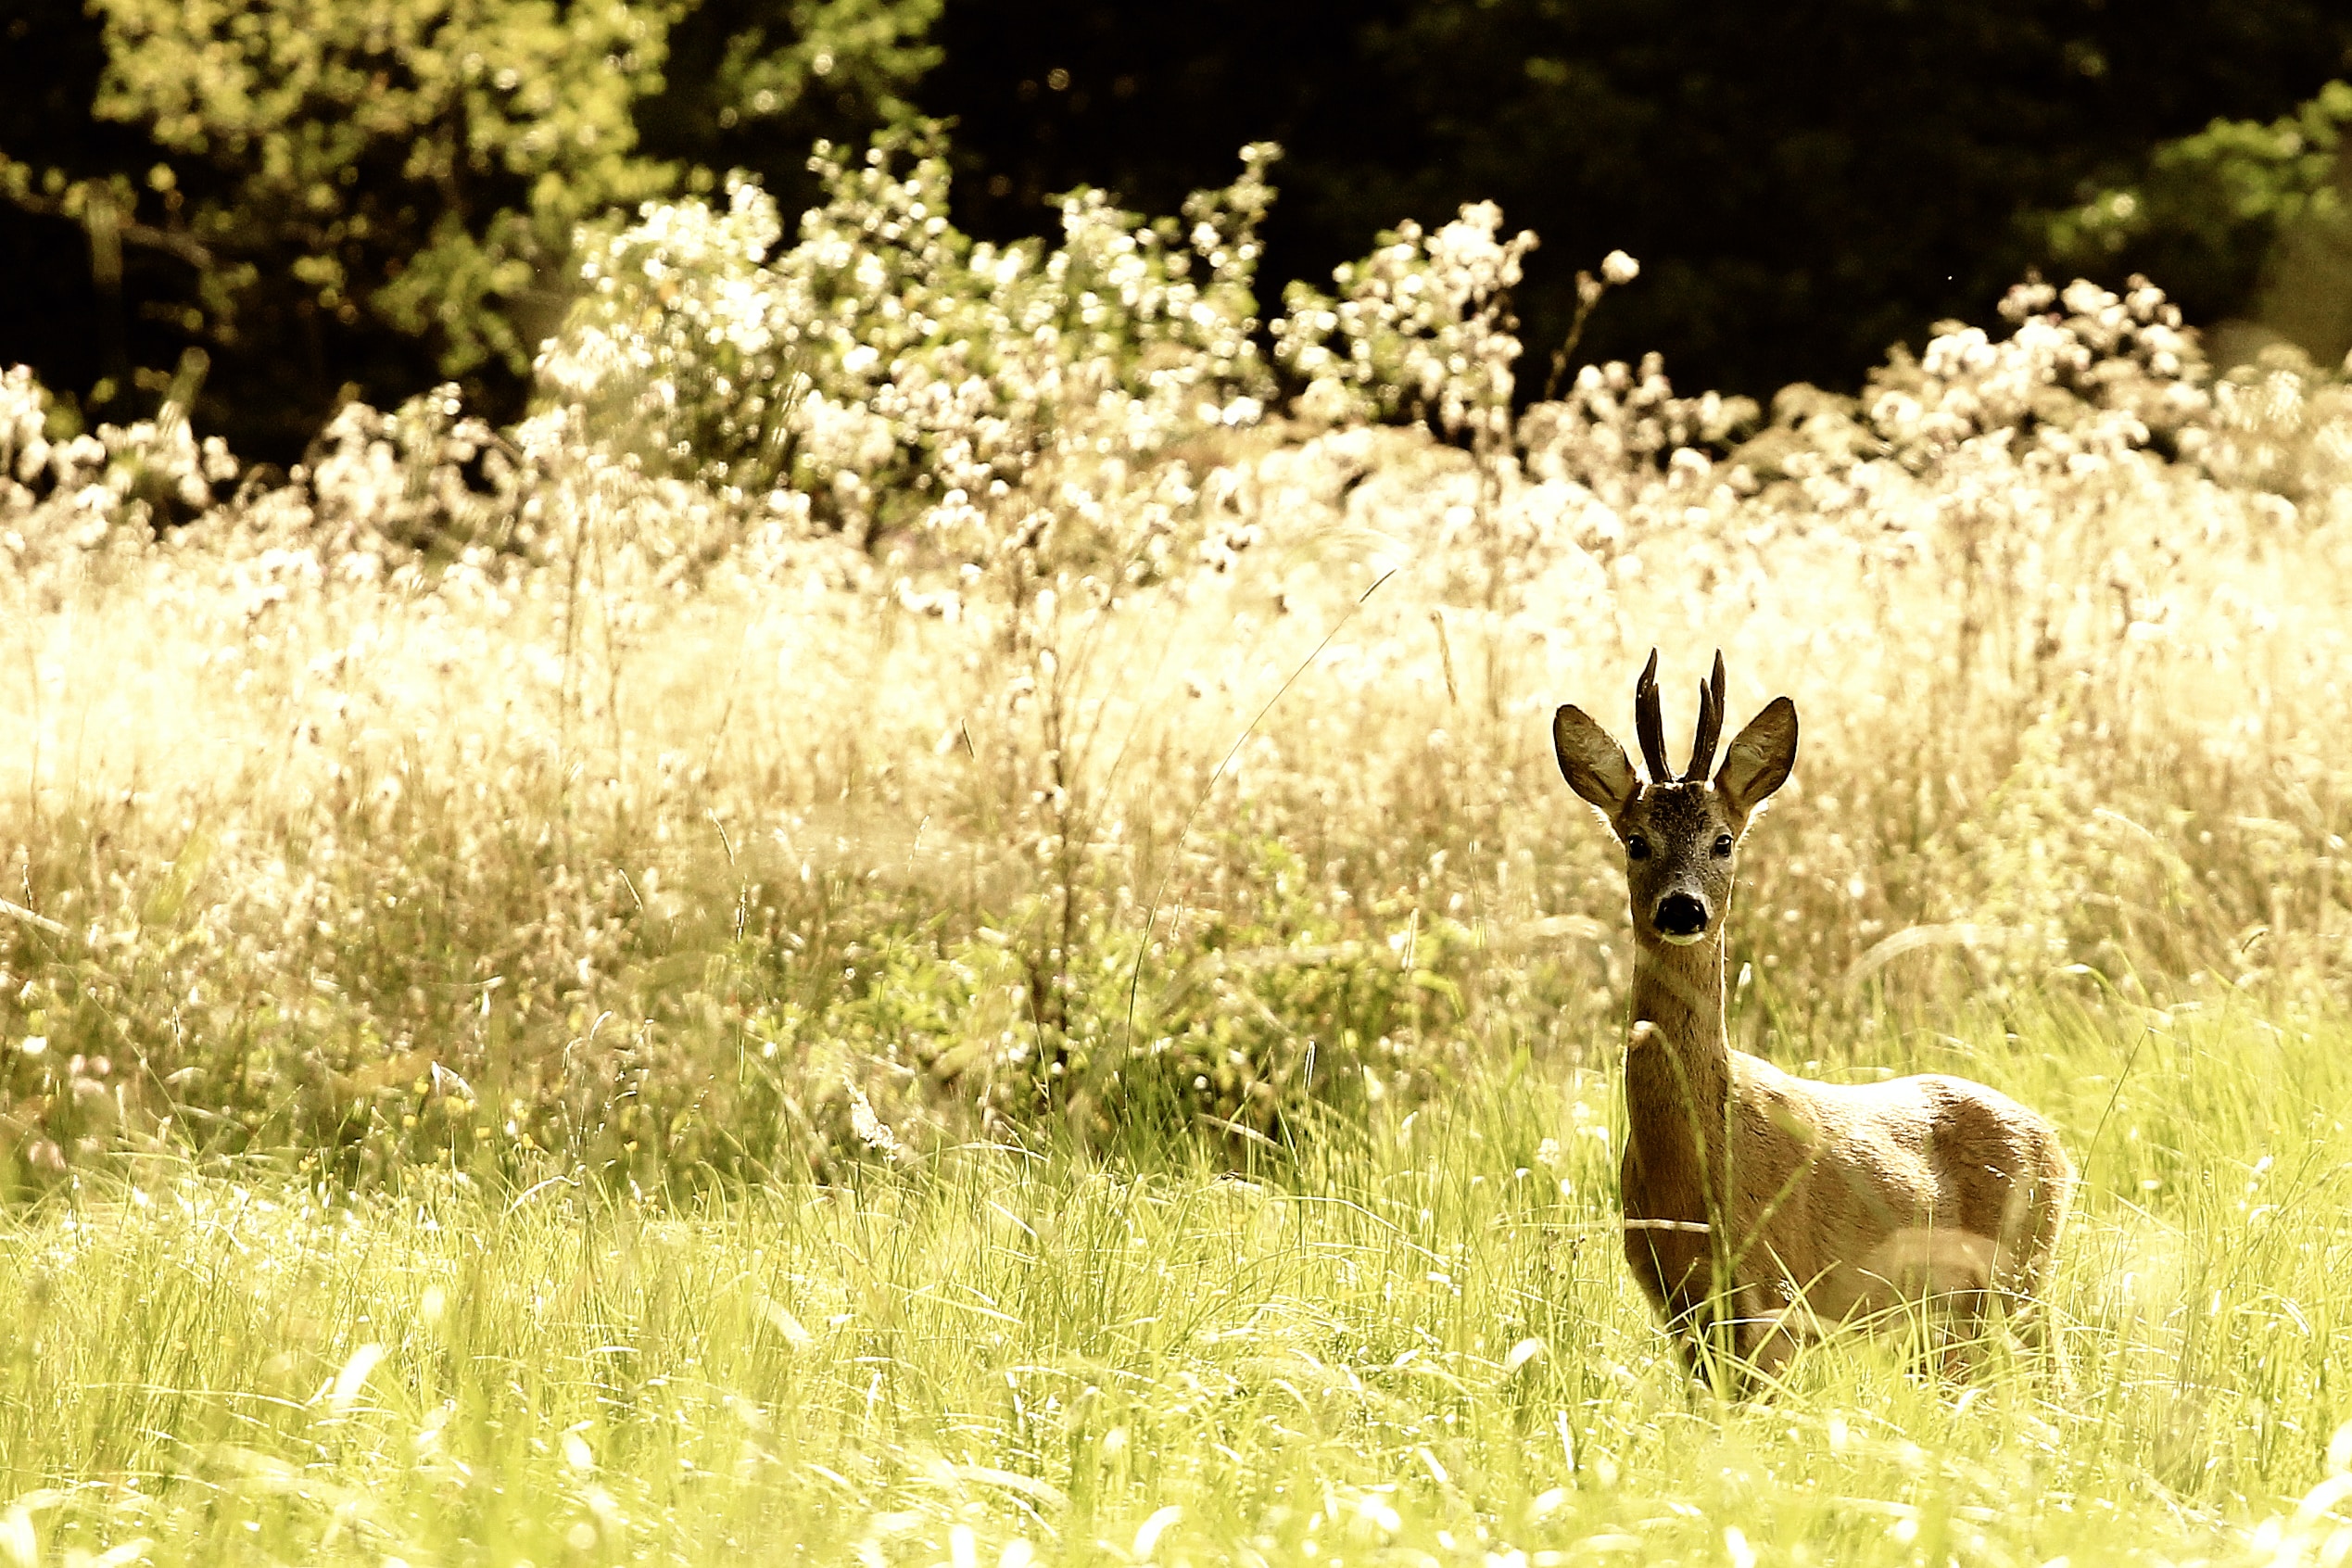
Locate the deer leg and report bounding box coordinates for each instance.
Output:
[1742,1304,1803,1381]
[1662,1292,1761,1397]
[1987,1148,2074,1385]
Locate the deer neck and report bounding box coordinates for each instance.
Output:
[1624,928,1733,1184]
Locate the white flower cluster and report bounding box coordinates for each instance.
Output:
[1274,201,1537,443]
[540,132,1280,591]
[2203,347,2352,500]
[1865,277,2207,468]
[308,384,524,556]
[0,365,236,567]
[536,176,796,496]
[1519,354,1760,513]
[1488,272,2352,602]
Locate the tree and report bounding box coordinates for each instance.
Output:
[2049,80,2352,368]
[917,0,2352,402]
[0,0,939,459]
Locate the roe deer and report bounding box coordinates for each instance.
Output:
[1552,651,2074,1385]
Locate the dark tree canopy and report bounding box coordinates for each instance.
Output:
[919,0,2352,398]
[0,0,161,417]
[2,0,2348,460]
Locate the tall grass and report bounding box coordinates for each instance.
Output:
[4,1000,2351,1564]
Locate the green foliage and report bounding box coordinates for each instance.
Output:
[2049,81,2352,365]
[0,0,942,455]
[1,768,1486,1188]
[640,0,942,178]
[630,838,1473,1173]
[1096,839,1467,1150]
[18,0,678,426]
[2051,81,2352,271]
[706,0,940,127]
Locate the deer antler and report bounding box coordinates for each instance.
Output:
[1633,650,1671,783]
[1685,651,1726,781]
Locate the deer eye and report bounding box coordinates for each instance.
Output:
[1625,834,1652,860]
[1712,833,1735,857]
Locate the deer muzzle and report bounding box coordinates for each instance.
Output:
[1652,891,1710,944]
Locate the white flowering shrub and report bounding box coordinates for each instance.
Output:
[2200,345,2352,502]
[0,365,51,494]
[540,130,1305,1103]
[307,384,525,554]
[1521,355,1757,496]
[535,178,800,498]
[1275,201,1536,445]
[0,363,237,573]
[542,129,1277,555]
[1860,277,2207,471]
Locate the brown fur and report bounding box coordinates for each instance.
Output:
[1553,654,2074,1383]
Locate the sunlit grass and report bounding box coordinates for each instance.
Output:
[8,267,2352,1562]
[5,994,2351,1565]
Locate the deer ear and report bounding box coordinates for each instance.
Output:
[1715,696,1798,819]
[1553,704,1638,816]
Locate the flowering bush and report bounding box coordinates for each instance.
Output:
[306,385,526,555]
[0,361,237,562]
[1274,201,1536,445]
[542,128,1276,553]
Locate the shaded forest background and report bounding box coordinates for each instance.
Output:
[4,0,2350,462]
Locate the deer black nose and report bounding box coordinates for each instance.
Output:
[1653,892,1709,939]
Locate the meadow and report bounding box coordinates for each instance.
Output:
[6,151,2352,1562]
[4,1029,2351,1568]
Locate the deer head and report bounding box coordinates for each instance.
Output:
[1551,651,1799,946]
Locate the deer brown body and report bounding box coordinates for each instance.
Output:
[1554,653,2074,1381]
